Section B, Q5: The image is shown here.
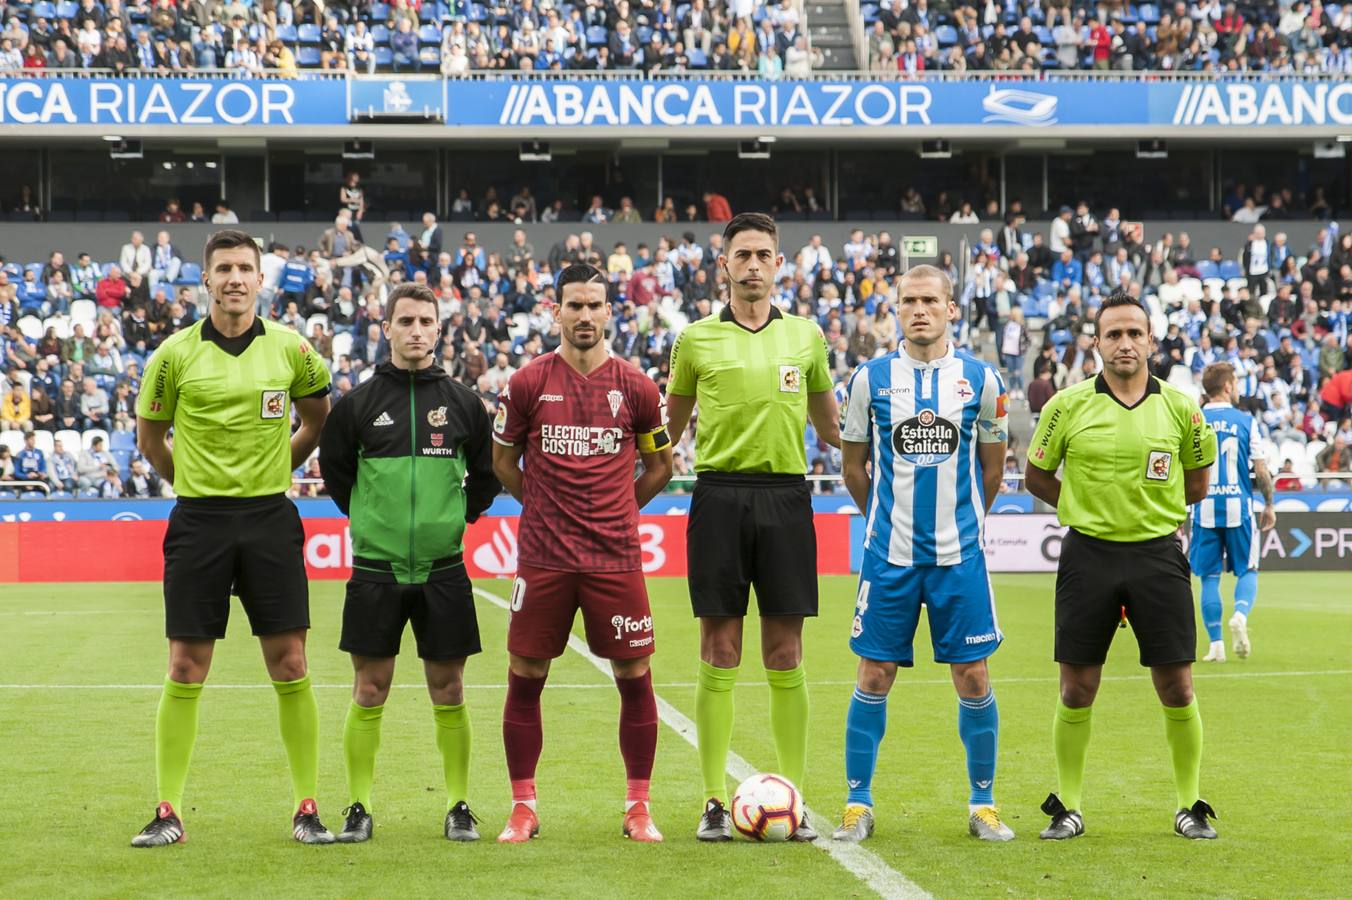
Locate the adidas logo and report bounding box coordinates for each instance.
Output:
[373,412,394,427]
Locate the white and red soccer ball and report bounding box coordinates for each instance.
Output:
[731,773,803,842]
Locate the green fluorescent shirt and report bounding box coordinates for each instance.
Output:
[1027,374,1216,542]
[137,316,332,498]
[668,305,831,474]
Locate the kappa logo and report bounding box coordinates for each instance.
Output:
[373,411,394,427]
[427,406,448,427]
[260,390,286,419]
[539,393,564,402]
[607,389,624,418]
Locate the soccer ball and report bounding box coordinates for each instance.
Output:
[731,773,803,842]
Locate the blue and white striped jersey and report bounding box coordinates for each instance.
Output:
[841,344,1008,567]
[1193,402,1262,529]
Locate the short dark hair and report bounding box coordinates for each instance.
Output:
[556,263,607,296]
[1093,290,1150,334]
[1202,362,1236,399]
[722,212,777,249]
[203,229,260,269]
[384,283,439,321]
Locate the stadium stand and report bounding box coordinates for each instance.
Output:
[0,0,818,74]
[3,211,1351,497]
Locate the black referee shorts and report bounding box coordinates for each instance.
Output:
[163,494,309,640]
[339,563,481,661]
[687,472,818,619]
[1054,528,1196,668]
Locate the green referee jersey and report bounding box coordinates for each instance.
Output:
[137,315,332,498]
[1027,373,1216,542]
[668,305,831,474]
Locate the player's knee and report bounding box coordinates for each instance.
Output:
[268,652,308,683]
[167,659,206,684]
[856,661,895,695]
[951,662,990,697]
[701,640,742,669]
[612,656,651,680]
[353,681,389,707]
[760,643,802,671]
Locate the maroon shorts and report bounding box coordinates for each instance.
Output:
[507,564,655,660]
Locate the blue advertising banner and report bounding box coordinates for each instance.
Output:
[5,76,1352,129]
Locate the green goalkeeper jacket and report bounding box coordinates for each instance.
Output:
[319,361,499,584]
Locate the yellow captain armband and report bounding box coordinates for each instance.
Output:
[638,426,672,454]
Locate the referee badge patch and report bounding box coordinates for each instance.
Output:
[260,390,286,419]
[1146,450,1173,481]
[779,365,801,393]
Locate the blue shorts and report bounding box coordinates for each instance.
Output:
[1189,522,1259,576]
[850,551,1002,667]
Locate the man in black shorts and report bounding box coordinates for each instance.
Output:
[1025,293,1219,841]
[665,213,840,841]
[133,230,334,846]
[319,284,499,843]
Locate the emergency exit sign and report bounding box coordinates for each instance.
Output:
[901,236,938,257]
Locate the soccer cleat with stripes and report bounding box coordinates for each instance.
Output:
[497,803,539,843]
[695,798,733,842]
[831,805,874,842]
[292,798,336,844]
[131,802,185,847]
[445,801,481,842]
[969,806,1015,841]
[789,811,818,841]
[1174,799,1219,840]
[1038,793,1085,841]
[622,802,664,842]
[1229,613,1251,659]
[334,802,372,843]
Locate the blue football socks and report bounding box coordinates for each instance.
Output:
[958,691,999,807]
[844,688,887,807]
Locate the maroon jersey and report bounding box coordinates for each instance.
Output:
[494,352,668,572]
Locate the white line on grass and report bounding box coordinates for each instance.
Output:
[472,586,931,900]
[4,670,1350,692]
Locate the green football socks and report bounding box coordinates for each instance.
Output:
[1162,699,1204,809]
[695,661,739,802]
[433,703,472,809]
[273,674,321,808]
[1053,701,1093,811]
[343,701,384,811]
[766,664,809,789]
[155,677,202,811]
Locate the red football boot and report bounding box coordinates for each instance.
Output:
[496,803,540,843]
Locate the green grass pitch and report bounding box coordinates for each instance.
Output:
[1,573,1348,899]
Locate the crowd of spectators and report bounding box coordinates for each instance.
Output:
[865,0,1352,73]
[3,195,1352,498]
[0,0,818,76]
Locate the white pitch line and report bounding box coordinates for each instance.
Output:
[472,586,931,900]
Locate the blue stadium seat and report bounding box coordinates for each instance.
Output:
[586,25,608,47]
[25,262,43,277]
[981,24,993,39]
[1195,260,1220,280]
[372,24,390,43]
[297,23,321,43]
[688,47,707,67]
[55,0,78,19]
[1219,260,1243,280]
[418,23,442,43]
[20,491,46,500]
[374,45,394,65]
[2,262,20,278]
[297,45,322,66]
[50,491,73,499]
[368,2,390,21]
[33,1,57,19]
[419,3,441,22]
[0,490,16,500]
[935,25,958,46]
[419,46,441,64]
[1035,25,1053,44]
[110,431,136,452]
[635,25,652,44]
[469,3,487,22]
[275,24,298,42]
[80,488,100,498]
[861,4,879,23]
[175,262,202,285]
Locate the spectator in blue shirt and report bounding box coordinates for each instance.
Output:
[16,432,45,483]
[383,237,410,277]
[391,17,420,71]
[49,437,77,492]
[279,246,314,309]
[1052,248,1083,292]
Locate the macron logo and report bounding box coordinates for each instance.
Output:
[964,632,998,645]
[372,411,394,427]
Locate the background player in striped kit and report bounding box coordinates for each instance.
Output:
[832,265,1013,843]
[1191,362,1276,662]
